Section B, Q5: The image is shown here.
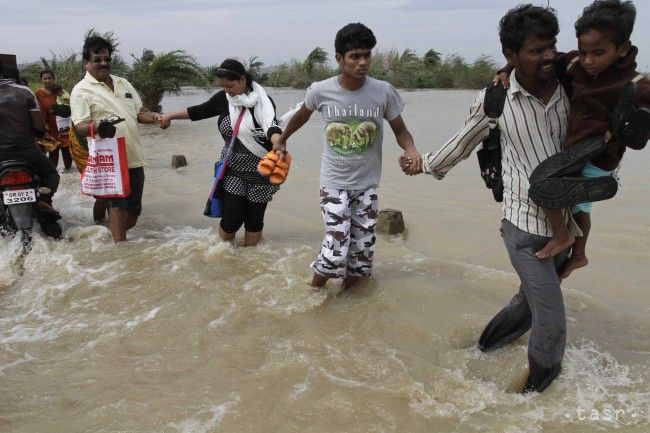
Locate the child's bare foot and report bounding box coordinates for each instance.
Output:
[559,254,588,279]
[535,233,575,259]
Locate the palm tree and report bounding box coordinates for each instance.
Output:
[398,48,420,72]
[423,49,442,68]
[33,52,83,91]
[399,49,418,64]
[247,56,265,82]
[304,47,328,74]
[21,29,129,90]
[128,49,209,112]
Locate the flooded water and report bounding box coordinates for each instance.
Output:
[1,88,649,432]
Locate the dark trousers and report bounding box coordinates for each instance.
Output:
[49,146,73,170]
[220,190,268,233]
[479,219,569,390]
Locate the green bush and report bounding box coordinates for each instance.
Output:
[19,34,500,96]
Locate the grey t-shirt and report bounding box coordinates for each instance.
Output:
[304,76,404,189]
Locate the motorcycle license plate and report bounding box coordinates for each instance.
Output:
[2,189,36,205]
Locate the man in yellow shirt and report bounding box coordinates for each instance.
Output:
[71,36,162,242]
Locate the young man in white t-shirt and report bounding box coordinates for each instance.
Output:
[276,23,421,290]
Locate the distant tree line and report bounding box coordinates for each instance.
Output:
[262,47,499,89]
[20,30,209,112]
[19,30,500,111]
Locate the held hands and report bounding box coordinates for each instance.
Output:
[399,149,423,175]
[158,113,171,129]
[271,139,287,158]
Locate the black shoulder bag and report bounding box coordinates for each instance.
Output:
[476,82,507,202]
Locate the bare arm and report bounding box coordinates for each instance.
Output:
[389,115,421,175]
[73,112,160,137]
[411,93,489,178]
[160,109,190,122]
[273,105,314,153]
[159,109,190,129]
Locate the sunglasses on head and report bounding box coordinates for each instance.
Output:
[90,56,112,64]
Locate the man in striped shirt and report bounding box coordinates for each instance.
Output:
[404,5,579,392]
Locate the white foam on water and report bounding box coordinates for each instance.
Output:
[238,245,330,315]
[290,377,311,399]
[207,303,236,330]
[64,225,114,252]
[549,340,650,428]
[167,396,239,433]
[125,306,161,329]
[0,233,25,288]
[1,221,248,352]
[139,226,227,256]
[319,366,366,388]
[403,339,650,431]
[1,150,647,432]
[407,368,516,420]
[0,352,34,375]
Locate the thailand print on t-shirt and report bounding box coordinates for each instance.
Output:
[305,76,404,190]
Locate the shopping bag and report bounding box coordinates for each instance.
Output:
[80,135,130,198]
[203,159,227,218]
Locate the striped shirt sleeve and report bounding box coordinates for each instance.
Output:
[421,91,489,179]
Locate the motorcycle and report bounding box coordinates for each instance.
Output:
[0,160,62,253]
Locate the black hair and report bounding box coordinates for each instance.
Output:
[215,58,253,90]
[40,69,54,79]
[0,64,20,81]
[575,0,636,45]
[82,35,114,61]
[51,83,63,94]
[334,23,377,55]
[499,4,559,53]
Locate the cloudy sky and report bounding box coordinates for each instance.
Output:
[3,0,649,70]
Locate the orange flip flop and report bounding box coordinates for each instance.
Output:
[269,153,292,185]
[257,151,279,176]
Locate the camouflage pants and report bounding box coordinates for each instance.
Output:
[311,187,378,278]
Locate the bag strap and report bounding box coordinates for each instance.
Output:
[231,108,246,139]
[221,108,248,161]
[483,82,508,130]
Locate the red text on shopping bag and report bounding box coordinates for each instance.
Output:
[80,136,131,198]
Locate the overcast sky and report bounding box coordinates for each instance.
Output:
[2,0,649,70]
